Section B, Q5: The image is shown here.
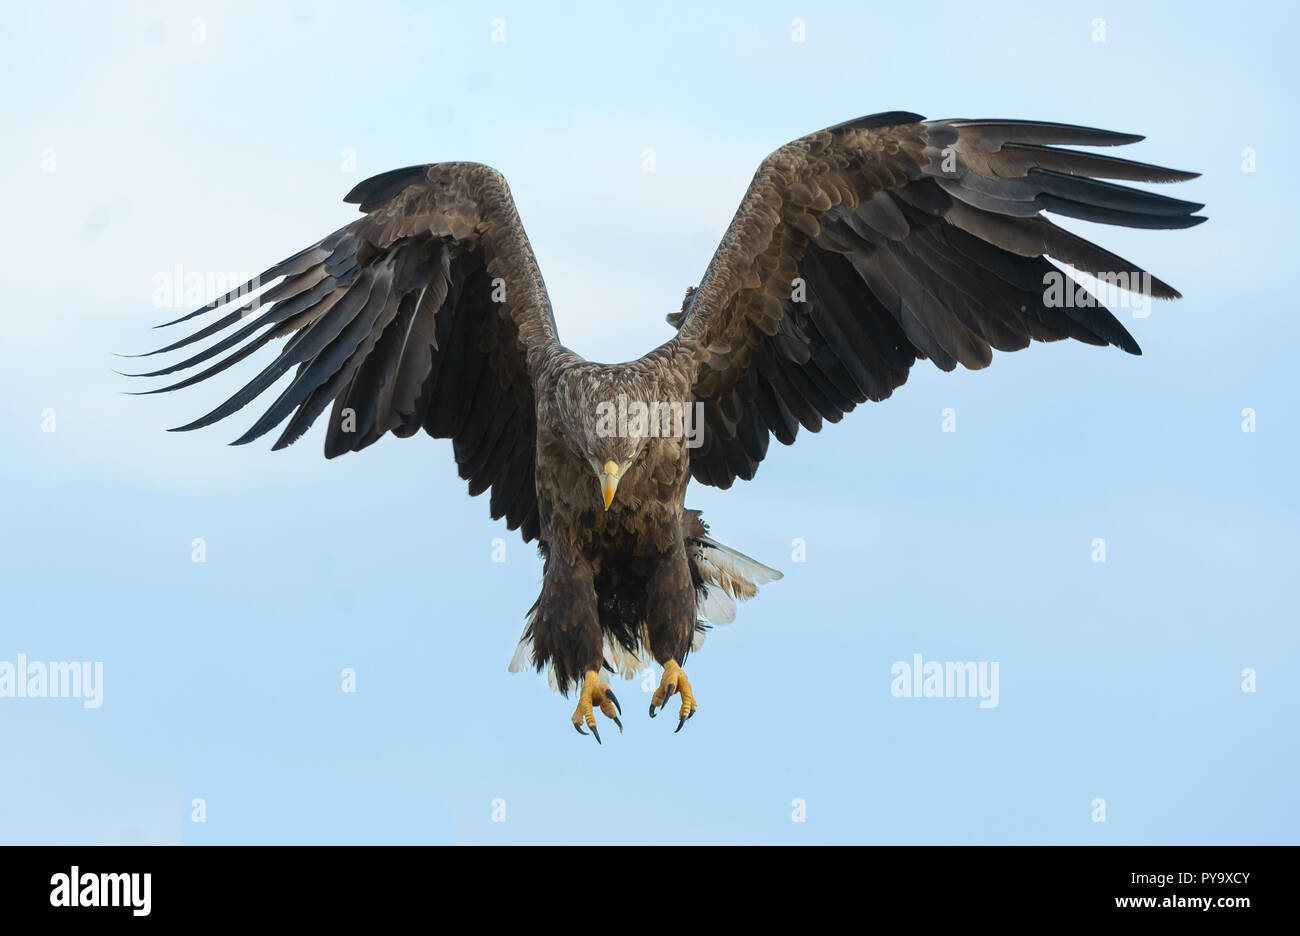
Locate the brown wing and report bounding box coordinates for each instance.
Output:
[661,112,1205,489]
[127,163,559,541]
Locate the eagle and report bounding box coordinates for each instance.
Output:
[128,111,1204,741]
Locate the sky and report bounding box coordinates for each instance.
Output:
[0,0,1296,844]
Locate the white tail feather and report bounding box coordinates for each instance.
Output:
[696,536,783,600]
[602,634,650,681]
[507,605,560,690]
[696,583,737,625]
[690,536,782,647]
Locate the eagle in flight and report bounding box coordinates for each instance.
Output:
[129,112,1204,741]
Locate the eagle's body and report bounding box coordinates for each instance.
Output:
[522,357,754,712]
[531,361,695,687]
[131,111,1204,739]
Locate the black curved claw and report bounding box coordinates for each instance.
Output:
[612,715,623,734]
[606,689,622,716]
[649,702,658,718]
[675,714,687,733]
[664,682,676,700]
[589,722,602,745]
[574,723,588,737]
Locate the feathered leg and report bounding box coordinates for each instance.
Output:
[523,551,621,743]
[645,537,700,732]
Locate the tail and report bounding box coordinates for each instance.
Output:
[684,509,783,651]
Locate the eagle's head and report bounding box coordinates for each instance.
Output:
[562,369,686,510]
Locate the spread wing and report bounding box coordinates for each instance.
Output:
[127,163,559,541]
[661,112,1205,489]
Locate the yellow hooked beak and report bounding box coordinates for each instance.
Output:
[600,460,620,510]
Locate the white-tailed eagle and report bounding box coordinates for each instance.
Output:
[128,112,1204,741]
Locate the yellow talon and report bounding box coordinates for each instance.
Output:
[571,669,622,743]
[649,660,697,731]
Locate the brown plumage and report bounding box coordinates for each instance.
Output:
[128,111,1204,739]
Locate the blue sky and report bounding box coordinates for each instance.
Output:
[1,0,1295,843]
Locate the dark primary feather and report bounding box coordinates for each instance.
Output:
[658,112,1205,489]
[129,162,561,542]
